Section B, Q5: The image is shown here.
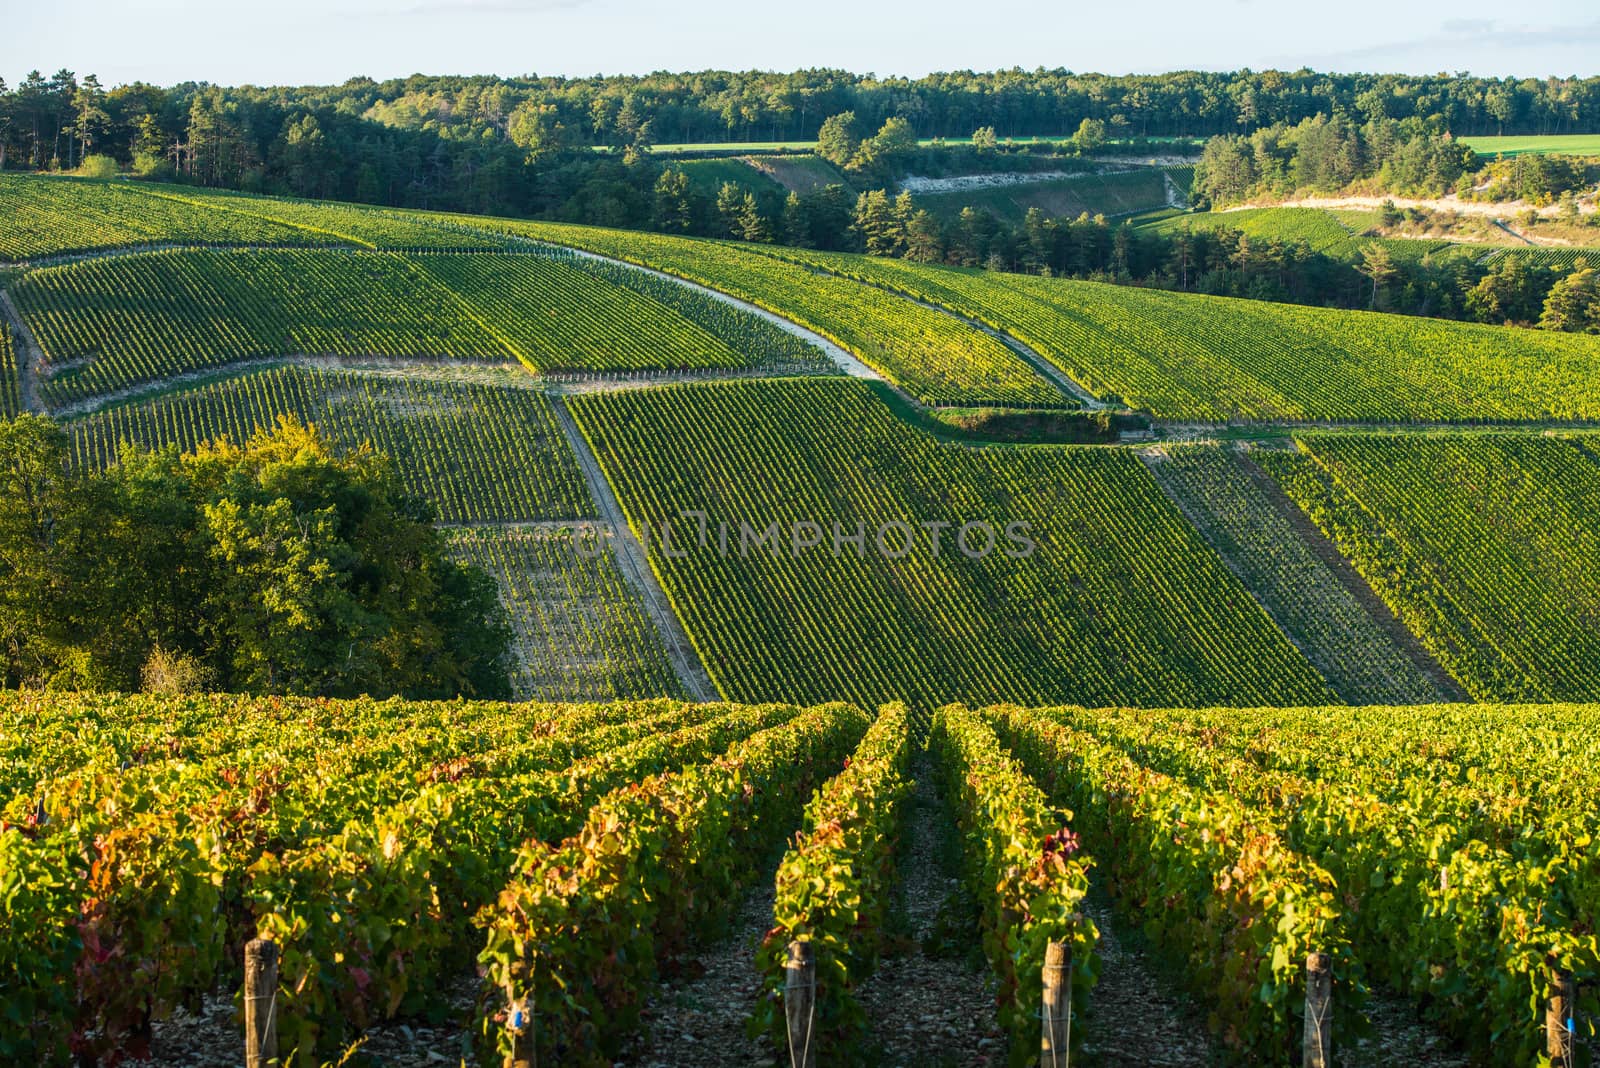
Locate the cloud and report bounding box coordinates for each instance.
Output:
[1273,17,1600,74]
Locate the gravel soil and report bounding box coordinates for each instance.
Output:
[1075,886,1215,1066]
[856,766,1004,1068]
[612,880,777,1068]
[134,973,481,1068]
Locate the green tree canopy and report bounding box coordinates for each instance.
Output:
[0,415,511,698]
[816,110,862,168]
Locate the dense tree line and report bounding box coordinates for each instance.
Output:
[0,67,1594,337]
[0,415,511,697]
[4,67,1600,210]
[1193,113,1600,205]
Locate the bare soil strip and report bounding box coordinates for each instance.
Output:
[857,766,1003,1068]
[1234,449,1470,701]
[613,879,777,1068]
[0,289,46,414]
[1076,887,1215,1066]
[549,394,721,702]
[138,975,480,1067]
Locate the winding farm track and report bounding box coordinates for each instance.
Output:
[0,290,45,414]
[752,250,1115,409]
[548,394,721,703]
[557,245,882,379]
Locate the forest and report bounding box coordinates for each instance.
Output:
[4,67,1600,214]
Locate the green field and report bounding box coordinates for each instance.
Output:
[1261,433,1600,702]
[746,243,1600,422]
[916,168,1172,223]
[1461,134,1600,157]
[569,377,1333,709]
[68,365,592,523]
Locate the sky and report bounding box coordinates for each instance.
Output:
[2,0,1598,87]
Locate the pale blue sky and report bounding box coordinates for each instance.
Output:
[2,0,1598,87]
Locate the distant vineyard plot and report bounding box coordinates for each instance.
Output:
[1144,444,1453,705]
[915,168,1172,224]
[69,366,593,523]
[12,247,829,405]
[446,525,685,701]
[745,245,1600,422]
[460,219,1072,408]
[1262,433,1600,702]
[569,378,1333,709]
[0,173,513,261]
[0,174,329,260]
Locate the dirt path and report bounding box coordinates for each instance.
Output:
[1076,887,1214,1065]
[1234,449,1469,701]
[1488,218,1538,245]
[613,879,776,1068]
[0,290,46,414]
[40,354,543,418]
[549,394,720,703]
[856,767,1003,1067]
[560,246,880,380]
[1229,193,1597,221]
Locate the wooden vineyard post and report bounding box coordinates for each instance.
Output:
[1303,952,1332,1068]
[784,940,817,1068]
[1547,960,1575,1065]
[1040,940,1073,1068]
[243,938,278,1068]
[506,953,536,1068]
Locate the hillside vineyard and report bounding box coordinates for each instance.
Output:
[3,169,1600,1065]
